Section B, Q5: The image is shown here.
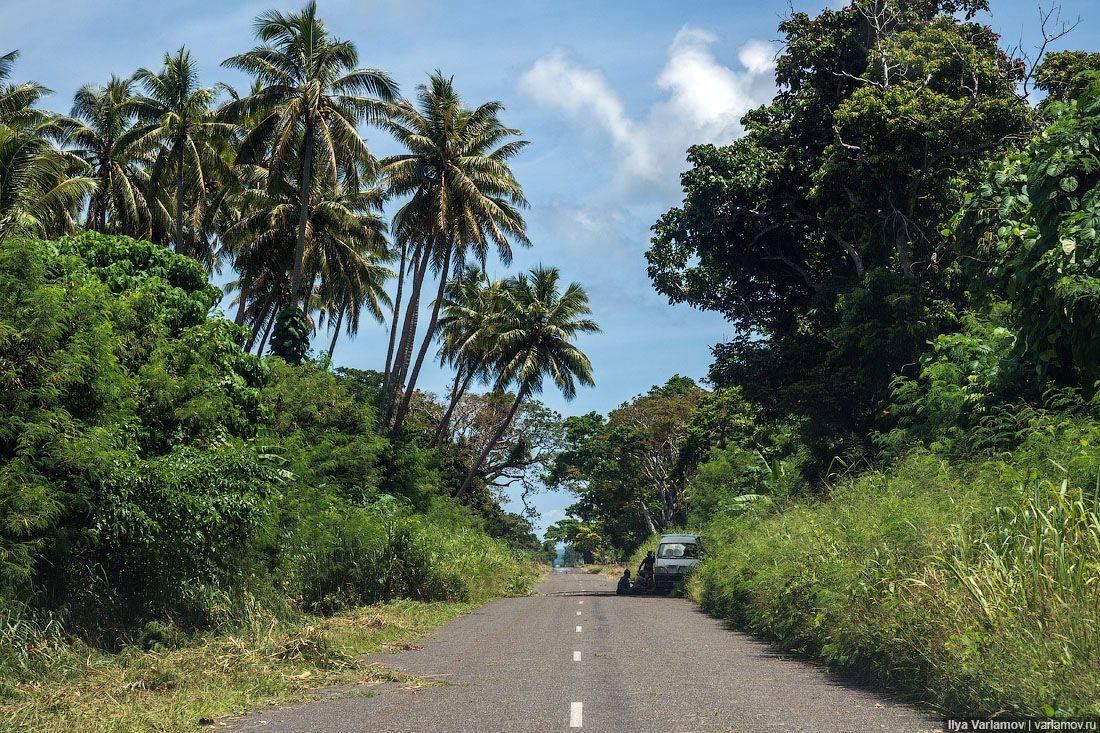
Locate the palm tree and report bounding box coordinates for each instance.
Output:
[455,266,599,500]
[0,127,94,240]
[222,161,391,362]
[431,266,500,445]
[380,72,529,434]
[59,76,150,237]
[0,50,94,241]
[223,0,398,305]
[0,51,52,130]
[126,47,235,267]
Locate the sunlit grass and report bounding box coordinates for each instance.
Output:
[691,452,1100,717]
[0,600,474,733]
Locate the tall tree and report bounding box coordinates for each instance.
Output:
[0,50,93,241]
[456,266,598,499]
[223,1,398,305]
[645,0,1031,474]
[59,76,150,237]
[222,162,391,364]
[126,47,235,268]
[380,72,529,434]
[432,266,500,445]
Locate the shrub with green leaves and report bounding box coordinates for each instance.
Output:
[271,306,310,365]
[0,235,269,619]
[876,307,1037,457]
[954,74,1100,387]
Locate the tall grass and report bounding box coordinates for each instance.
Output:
[0,507,537,700]
[931,478,1100,714]
[0,512,538,730]
[691,451,1100,716]
[291,508,536,613]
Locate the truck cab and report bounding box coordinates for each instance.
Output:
[652,533,702,591]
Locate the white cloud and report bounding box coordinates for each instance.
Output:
[518,26,777,189]
[519,49,637,155]
[738,38,778,75]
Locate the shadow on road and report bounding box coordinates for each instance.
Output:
[699,607,939,713]
[546,590,684,600]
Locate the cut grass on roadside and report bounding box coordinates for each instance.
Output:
[1,600,475,733]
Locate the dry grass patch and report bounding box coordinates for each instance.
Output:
[0,600,475,733]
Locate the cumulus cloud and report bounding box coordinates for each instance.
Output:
[520,49,636,150]
[519,26,777,189]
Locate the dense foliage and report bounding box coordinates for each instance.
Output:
[0,234,537,651]
[646,0,1032,470]
[693,437,1100,717]
[954,76,1100,386]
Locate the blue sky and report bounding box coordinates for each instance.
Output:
[5,0,1100,535]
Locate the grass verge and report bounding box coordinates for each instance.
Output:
[690,450,1100,717]
[1,600,476,733]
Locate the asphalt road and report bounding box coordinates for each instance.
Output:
[226,569,943,732]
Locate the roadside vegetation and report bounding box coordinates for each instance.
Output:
[548,0,1100,718]
[0,3,591,729]
[1,600,476,733]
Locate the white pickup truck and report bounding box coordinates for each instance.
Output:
[651,533,702,591]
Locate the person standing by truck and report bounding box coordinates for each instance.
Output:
[637,551,656,591]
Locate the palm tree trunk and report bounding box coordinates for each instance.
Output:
[392,245,453,433]
[89,167,106,231]
[234,281,251,326]
[289,125,315,305]
[387,272,424,421]
[382,239,408,384]
[174,146,186,253]
[255,307,276,355]
[245,294,274,351]
[432,366,475,446]
[327,309,344,362]
[379,250,429,431]
[455,384,527,500]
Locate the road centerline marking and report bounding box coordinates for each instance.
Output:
[570,701,583,728]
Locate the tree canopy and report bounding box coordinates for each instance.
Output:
[646,0,1032,469]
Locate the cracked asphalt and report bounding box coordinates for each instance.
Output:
[224,568,943,732]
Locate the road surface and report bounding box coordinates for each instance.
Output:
[226,569,942,732]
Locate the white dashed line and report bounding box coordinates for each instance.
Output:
[573,650,581,661]
[576,610,582,615]
[578,600,583,604]
[575,625,582,632]
[570,701,583,728]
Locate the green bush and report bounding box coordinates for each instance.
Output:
[270,307,310,365]
[0,235,268,620]
[287,499,536,615]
